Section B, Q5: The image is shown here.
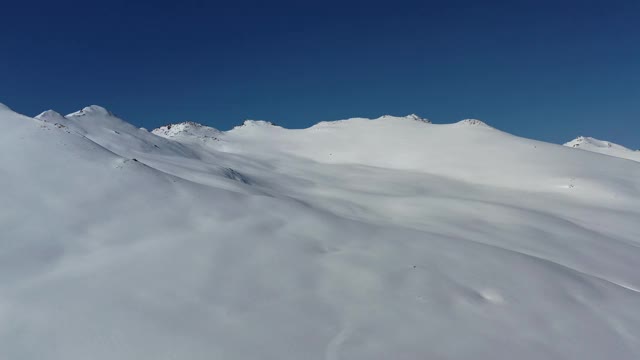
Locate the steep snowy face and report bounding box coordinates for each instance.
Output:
[564,136,640,162]
[3,103,640,360]
[152,121,221,140]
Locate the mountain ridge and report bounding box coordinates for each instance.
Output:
[2,102,640,360]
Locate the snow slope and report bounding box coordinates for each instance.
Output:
[2,104,640,360]
[565,136,640,162]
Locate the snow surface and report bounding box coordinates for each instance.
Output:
[2,103,640,360]
[564,136,640,162]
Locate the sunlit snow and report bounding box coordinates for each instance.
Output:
[2,103,640,359]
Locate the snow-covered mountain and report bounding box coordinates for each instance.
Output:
[152,121,221,140]
[564,136,640,162]
[2,103,640,360]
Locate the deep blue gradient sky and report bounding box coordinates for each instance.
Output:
[2,0,639,148]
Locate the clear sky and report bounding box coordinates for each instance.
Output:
[1,0,638,148]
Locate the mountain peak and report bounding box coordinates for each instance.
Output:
[0,103,13,112]
[241,120,276,127]
[67,105,113,118]
[564,136,631,151]
[378,114,431,123]
[565,136,588,147]
[563,136,639,162]
[35,110,66,122]
[405,114,431,123]
[152,121,220,139]
[456,119,490,127]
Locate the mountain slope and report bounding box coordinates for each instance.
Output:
[2,104,640,360]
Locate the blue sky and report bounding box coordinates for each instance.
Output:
[1,0,638,148]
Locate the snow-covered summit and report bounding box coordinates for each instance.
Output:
[0,102,12,112]
[66,105,113,118]
[63,105,138,130]
[239,119,278,127]
[225,120,283,134]
[379,114,431,123]
[456,118,490,127]
[564,136,640,162]
[35,110,67,123]
[152,121,220,139]
[565,136,629,150]
[406,113,430,122]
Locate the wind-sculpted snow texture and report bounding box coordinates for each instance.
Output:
[2,103,640,360]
